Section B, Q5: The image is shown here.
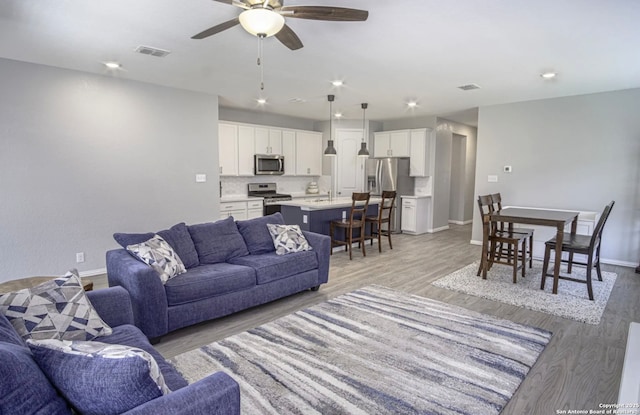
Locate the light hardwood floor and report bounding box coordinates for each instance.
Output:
[92,224,640,414]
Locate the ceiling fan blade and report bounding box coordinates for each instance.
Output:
[279,6,368,21]
[275,24,303,50]
[191,17,240,39]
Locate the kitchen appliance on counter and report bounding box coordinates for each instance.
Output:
[306,181,319,194]
[365,157,414,232]
[254,154,284,175]
[248,183,292,215]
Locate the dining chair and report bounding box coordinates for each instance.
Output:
[490,193,534,269]
[476,194,528,283]
[364,190,397,252]
[330,192,370,260]
[541,200,615,300]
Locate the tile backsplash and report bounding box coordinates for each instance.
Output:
[221,175,331,197]
[414,176,432,196]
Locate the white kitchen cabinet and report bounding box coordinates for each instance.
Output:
[218,123,238,176]
[247,200,264,219]
[401,196,430,235]
[295,131,323,175]
[281,130,297,176]
[254,127,282,155]
[219,201,248,220]
[374,130,410,157]
[409,128,432,177]
[237,125,255,176]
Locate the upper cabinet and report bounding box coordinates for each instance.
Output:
[218,121,322,177]
[373,130,410,157]
[254,127,282,155]
[295,131,323,176]
[219,123,239,176]
[409,128,432,177]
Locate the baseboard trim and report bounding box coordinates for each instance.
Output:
[470,239,482,246]
[448,220,473,225]
[429,225,450,233]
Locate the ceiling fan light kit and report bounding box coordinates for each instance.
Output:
[239,8,285,37]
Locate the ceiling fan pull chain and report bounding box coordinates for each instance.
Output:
[258,35,265,90]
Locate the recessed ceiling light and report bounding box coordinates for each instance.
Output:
[104,62,121,69]
[334,112,343,118]
[407,101,418,108]
[541,72,557,79]
[331,80,344,87]
[257,98,267,105]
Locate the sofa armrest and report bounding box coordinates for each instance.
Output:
[303,231,330,285]
[86,286,134,327]
[106,249,169,339]
[123,372,240,415]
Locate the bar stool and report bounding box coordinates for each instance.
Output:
[364,190,396,252]
[330,192,370,260]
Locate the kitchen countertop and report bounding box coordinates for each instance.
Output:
[279,197,382,211]
[220,195,264,203]
[401,195,432,199]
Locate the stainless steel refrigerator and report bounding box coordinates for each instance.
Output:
[365,157,414,232]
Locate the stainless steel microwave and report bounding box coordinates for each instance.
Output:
[254,154,284,175]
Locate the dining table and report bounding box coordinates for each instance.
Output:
[480,207,580,294]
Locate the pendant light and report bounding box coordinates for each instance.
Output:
[357,103,370,158]
[324,94,337,157]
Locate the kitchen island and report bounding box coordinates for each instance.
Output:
[279,197,380,236]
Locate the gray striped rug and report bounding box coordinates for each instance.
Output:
[170,285,551,414]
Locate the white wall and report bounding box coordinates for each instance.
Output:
[472,88,640,266]
[0,58,220,281]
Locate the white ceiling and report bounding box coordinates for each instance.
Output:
[1,0,639,125]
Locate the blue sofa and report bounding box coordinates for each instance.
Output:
[106,213,331,339]
[0,286,240,415]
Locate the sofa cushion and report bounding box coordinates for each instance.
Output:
[28,338,169,415]
[156,223,200,269]
[164,263,256,306]
[0,341,72,415]
[228,251,318,285]
[267,223,312,255]
[126,234,186,284]
[188,216,249,264]
[98,324,188,391]
[113,231,155,248]
[236,212,285,255]
[0,270,112,341]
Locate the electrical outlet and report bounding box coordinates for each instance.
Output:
[303,214,308,224]
[488,175,498,182]
[76,252,85,263]
[195,174,207,183]
[342,211,347,219]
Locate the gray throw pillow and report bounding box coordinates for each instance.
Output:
[126,234,186,284]
[267,224,312,255]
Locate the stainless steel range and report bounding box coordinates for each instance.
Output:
[247,183,292,215]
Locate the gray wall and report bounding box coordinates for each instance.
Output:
[471,88,640,266]
[0,58,220,281]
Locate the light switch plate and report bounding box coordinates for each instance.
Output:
[488,175,498,182]
[195,174,207,183]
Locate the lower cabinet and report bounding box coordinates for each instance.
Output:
[219,200,265,221]
[401,196,430,235]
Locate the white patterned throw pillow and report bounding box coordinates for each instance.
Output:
[266,224,312,255]
[126,234,186,284]
[0,270,112,341]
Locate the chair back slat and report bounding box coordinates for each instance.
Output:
[590,200,615,247]
[350,192,370,224]
[378,190,397,222]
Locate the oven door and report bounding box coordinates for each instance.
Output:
[255,155,284,175]
[264,203,282,216]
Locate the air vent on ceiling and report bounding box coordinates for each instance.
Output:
[288,97,307,104]
[134,45,171,58]
[458,83,481,91]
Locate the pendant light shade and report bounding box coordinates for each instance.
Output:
[324,94,337,157]
[238,8,285,37]
[357,103,370,158]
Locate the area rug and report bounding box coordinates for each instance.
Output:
[170,285,551,415]
[432,260,617,325]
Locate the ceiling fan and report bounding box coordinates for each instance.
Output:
[191,0,369,50]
